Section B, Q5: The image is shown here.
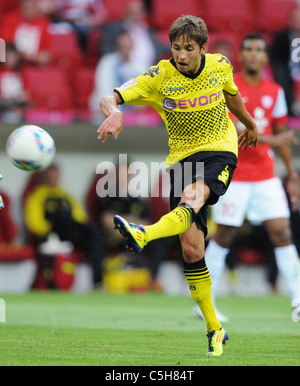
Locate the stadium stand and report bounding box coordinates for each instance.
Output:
[73,67,96,119]
[48,28,84,80]
[204,0,256,35]
[207,31,242,71]
[1,0,298,124]
[256,0,297,33]
[150,0,204,30]
[0,0,20,21]
[102,0,136,22]
[23,65,73,111]
[22,65,75,124]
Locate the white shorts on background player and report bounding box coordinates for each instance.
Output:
[212,177,290,227]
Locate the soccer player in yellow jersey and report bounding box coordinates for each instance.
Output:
[98,15,258,356]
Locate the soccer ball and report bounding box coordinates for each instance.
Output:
[6,125,56,171]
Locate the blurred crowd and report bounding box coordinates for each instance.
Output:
[0,0,170,124]
[1,0,300,123]
[1,0,300,294]
[0,160,181,292]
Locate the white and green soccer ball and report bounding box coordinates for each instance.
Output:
[6,125,56,171]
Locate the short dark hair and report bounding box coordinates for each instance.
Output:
[240,33,266,50]
[169,15,208,48]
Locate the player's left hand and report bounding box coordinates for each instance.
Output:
[238,127,258,150]
[286,173,300,211]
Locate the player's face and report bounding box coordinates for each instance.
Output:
[240,39,267,74]
[171,36,206,75]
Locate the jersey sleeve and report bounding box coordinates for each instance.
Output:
[273,86,288,125]
[223,60,239,96]
[114,64,161,106]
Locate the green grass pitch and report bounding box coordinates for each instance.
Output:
[0,291,299,366]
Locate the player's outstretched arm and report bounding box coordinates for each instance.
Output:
[224,91,258,149]
[97,92,123,142]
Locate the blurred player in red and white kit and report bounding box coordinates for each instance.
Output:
[1,0,52,66]
[195,33,300,321]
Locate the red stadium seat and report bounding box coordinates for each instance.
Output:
[208,31,243,71]
[23,66,73,111]
[0,0,20,17]
[102,0,135,22]
[49,30,83,80]
[73,67,95,111]
[256,0,297,33]
[49,30,80,56]
[151,0,205,29]
[86,29,101,66]
[205,0,255,34]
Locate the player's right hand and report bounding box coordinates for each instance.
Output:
[238,127,258,150]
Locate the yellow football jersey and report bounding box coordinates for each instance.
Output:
[115,54,239,167]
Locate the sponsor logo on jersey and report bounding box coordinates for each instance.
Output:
[162,91,223,110]
[167,87,185,91]
[162,98,177,110]
[177,91,223,109]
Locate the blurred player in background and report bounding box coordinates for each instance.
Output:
[97,15,258,356]
[24,164,105,287]
[0,43,30,124]
[89,30,145,116]
[199,33,300,322]
[1,0,52,67]
[53,0,107,53]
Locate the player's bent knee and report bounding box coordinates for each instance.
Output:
[270,226,293,247]
[214,224,239,248]
[181,243,204,263]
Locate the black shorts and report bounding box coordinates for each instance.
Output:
[168,151,237,237]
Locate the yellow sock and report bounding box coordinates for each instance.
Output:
[144,204,194,244]
[184,259,221,332]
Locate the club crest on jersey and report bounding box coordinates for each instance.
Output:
[207,74,219,88]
